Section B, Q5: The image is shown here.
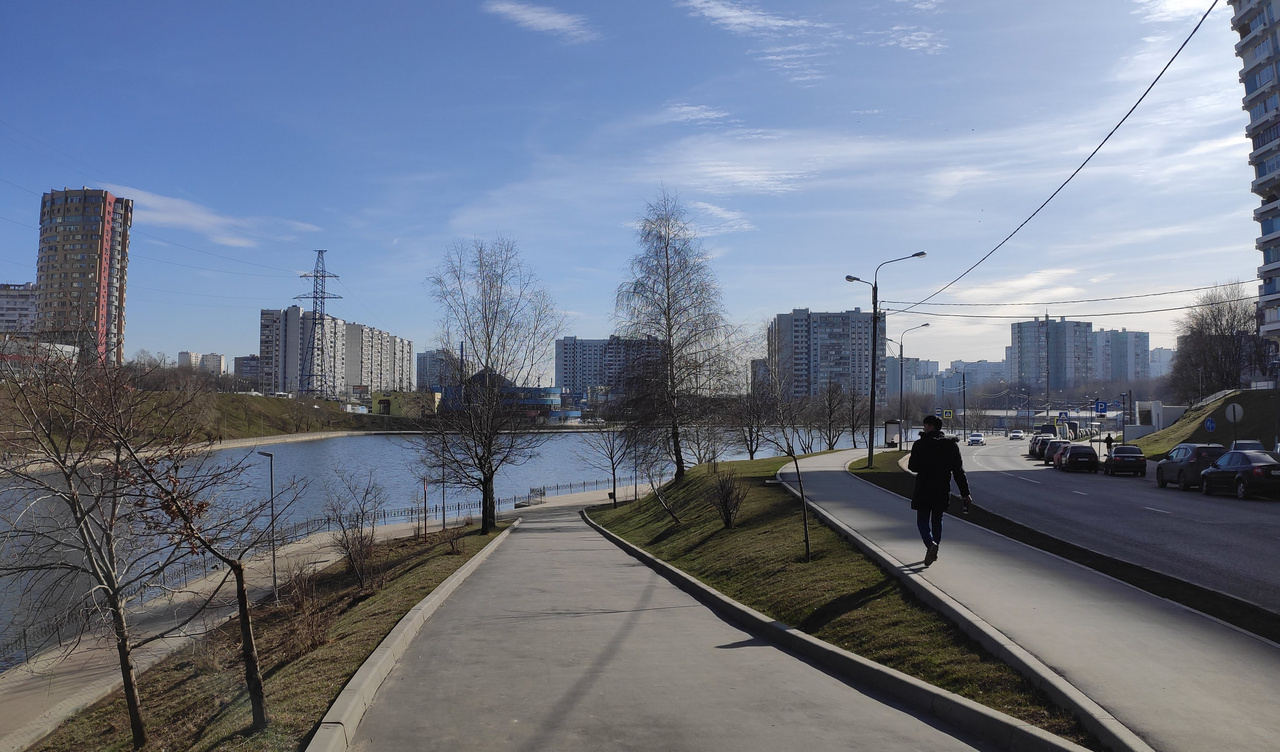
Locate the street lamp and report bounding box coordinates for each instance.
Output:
[898,323,929,440]
[256,451,278,603]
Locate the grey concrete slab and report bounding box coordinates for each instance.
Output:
[782,450,1280,752]
[349,504,995,752]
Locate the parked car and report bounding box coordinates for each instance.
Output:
[1229,440,1267,452]
[1009,429,1024,440]
[1156,443,1226,491]
[1043,439,1069,465]
[1103,445,1146,477]
[1035,436,1061,460]
[967,433,986,446]
[1059,444,1099,473]
[1200,450,1280,499]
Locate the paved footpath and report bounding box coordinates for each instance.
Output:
[350,502,997,752]
[781,450,1280,752]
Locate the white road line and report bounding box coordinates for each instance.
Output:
[1017,476,1042,485]
[1144,507,1172,514]
[1072,491,1088,496]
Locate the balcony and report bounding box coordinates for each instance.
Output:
[1232,0,1263,31]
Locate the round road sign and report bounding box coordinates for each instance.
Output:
[1225,403,1244,424]
[1205,418,1216,433]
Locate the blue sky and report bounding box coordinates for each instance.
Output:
[0,0,1257,368]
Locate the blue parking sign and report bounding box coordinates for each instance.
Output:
[1095,400,1107,414]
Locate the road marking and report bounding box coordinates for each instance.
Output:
[1016,476,1042,485]
[1144,507,1172,514]
[1072,491,1087,496]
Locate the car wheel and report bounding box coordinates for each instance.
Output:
[1156,469,1167,488]
[1236,479,1251,500]
[1178,472,1191,492]
[1201,478,1212,495]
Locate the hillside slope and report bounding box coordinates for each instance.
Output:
[1132,389,1280,459]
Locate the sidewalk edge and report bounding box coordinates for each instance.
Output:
[303,519,521,752]
[786,469,1155,752]
[581,509,1088,752]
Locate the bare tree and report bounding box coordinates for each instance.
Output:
[575,419,633,509]
[812,380,849,451]
[324,469,387,589]
[0,340,234,749]
[422,237,564,534]
[1169,283,1268,403]
[759,367,815,563]
[615,190,731,481]
[730,383,771,460]
[630,426,681,524]
[708,468,748,529]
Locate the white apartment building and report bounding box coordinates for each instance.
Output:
[1010,317,1093,390]
[344,322,413,394]
[0,283,36,334]
[767,308,884,402]
[554,335,660,397]
[1149,347,1176,380]
[260,306,410,398]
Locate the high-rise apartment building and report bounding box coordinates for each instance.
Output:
[554,335,661,398]
[0,283,37,334]
[1231,1,1280,339]
[1093,329,1150,383]
[35,188,131,364]
[1149,347,1176,380]
[767,308,884,402]
[259,306,410,397]
[1009,317,1093,390]
[234,354,260,384]
[417,349,457,391]
[344,322,414,394]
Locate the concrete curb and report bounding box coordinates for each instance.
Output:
[801,465,1156,752]
[303,519,522,752]
[581,509,1088,752]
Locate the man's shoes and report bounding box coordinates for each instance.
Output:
[924,543,939,566]
[962,501,971,515]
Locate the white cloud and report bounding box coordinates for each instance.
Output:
[863,26,946,54]
[663,103,731,123]
[690,201,756,234]
[1132,0,1212,23]
[482,1,600,43]
[678,1,841,80]
[103,184,321,248]
[896,0,944,10]
[677,0,827,36]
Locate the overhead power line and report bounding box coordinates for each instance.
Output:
[882,294,1255,320]
[901,0,1221,313]
[881,281,1237,307]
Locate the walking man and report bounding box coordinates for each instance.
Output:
[908,415,973,566]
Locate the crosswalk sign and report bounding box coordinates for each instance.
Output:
[942,409,954,419]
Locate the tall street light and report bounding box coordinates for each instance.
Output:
[899,323,930,439]
[846,251,926,469]
[256,451,278,603]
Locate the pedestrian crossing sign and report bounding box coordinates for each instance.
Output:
[942,409,954,419]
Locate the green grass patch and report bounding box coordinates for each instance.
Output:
[29,524,504,752]
[589,458,1098,749]
[1131,389,1280,459]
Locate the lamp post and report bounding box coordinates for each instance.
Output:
[846,251,926,469]
[256,451,278,603]
[898,323,929,441]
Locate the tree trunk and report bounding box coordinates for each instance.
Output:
[481,473,495,534]
[670,416,685,480]
[230,560,268,730]
[110,601,147,749]
[790,455,811,563]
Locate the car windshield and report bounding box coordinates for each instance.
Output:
[1113,446,1141,455]
[1074,447,1097,457]
[1242,451,1280,463]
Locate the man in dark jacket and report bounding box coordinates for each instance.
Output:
[908,415,972,566]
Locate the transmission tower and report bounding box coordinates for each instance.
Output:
[295,250,342,399]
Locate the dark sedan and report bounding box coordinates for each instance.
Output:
[1059,445,1099,472]
[1043,440,1069,465]
[1200,451,1280,499]
[1104,445,1146,477]
[1156,443,1225,491]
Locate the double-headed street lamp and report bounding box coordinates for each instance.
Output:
[898,323,930,438]
[256,450,278,604]
[846,251,926,469]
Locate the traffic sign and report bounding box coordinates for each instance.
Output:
[942,409,954,419]
[1058,411,1068,419]
[1055,417,1065,425]
[934,408,943,417]
[1205,418,1216,433]
[1225,403,1244,424]
[1095,400,1107,414]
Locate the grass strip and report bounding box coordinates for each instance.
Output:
[589,457,1099,750]
[851,451,1280,644]
[28,524,504,752]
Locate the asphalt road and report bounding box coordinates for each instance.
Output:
[959,438,1280,614]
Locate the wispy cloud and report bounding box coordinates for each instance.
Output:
[896,0,944,10]
[1132,0,1211,23]
[690,201,756,234]
[677,0,841,81]
[482,1,600,43]
[863,25,946,54]
[104,184,321,248]
[678,0,828,36]
[663,103,731,123]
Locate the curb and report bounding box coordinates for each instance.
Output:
[303,519,522,752]
[580,509,1088,752]
[801,465,1156,752]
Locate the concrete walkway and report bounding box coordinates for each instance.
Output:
[780,450,1280,752]
[348,501,996,752]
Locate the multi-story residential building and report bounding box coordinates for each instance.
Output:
[1010,317,1093,390]
[198,353,225,376]
[344,323,414,395]
[35,188,132,364]
[175,351,201,369]
[417,349,457,391]
[767,308,884,402]
[1093,329,1150,383]
[259,306,346,397]
[1231,0,1280,340]
[234,355,260,384]
[0,283,37,333]
[1149,347,1176,380]
[948,360,1007,386]
[554,335,661,399]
